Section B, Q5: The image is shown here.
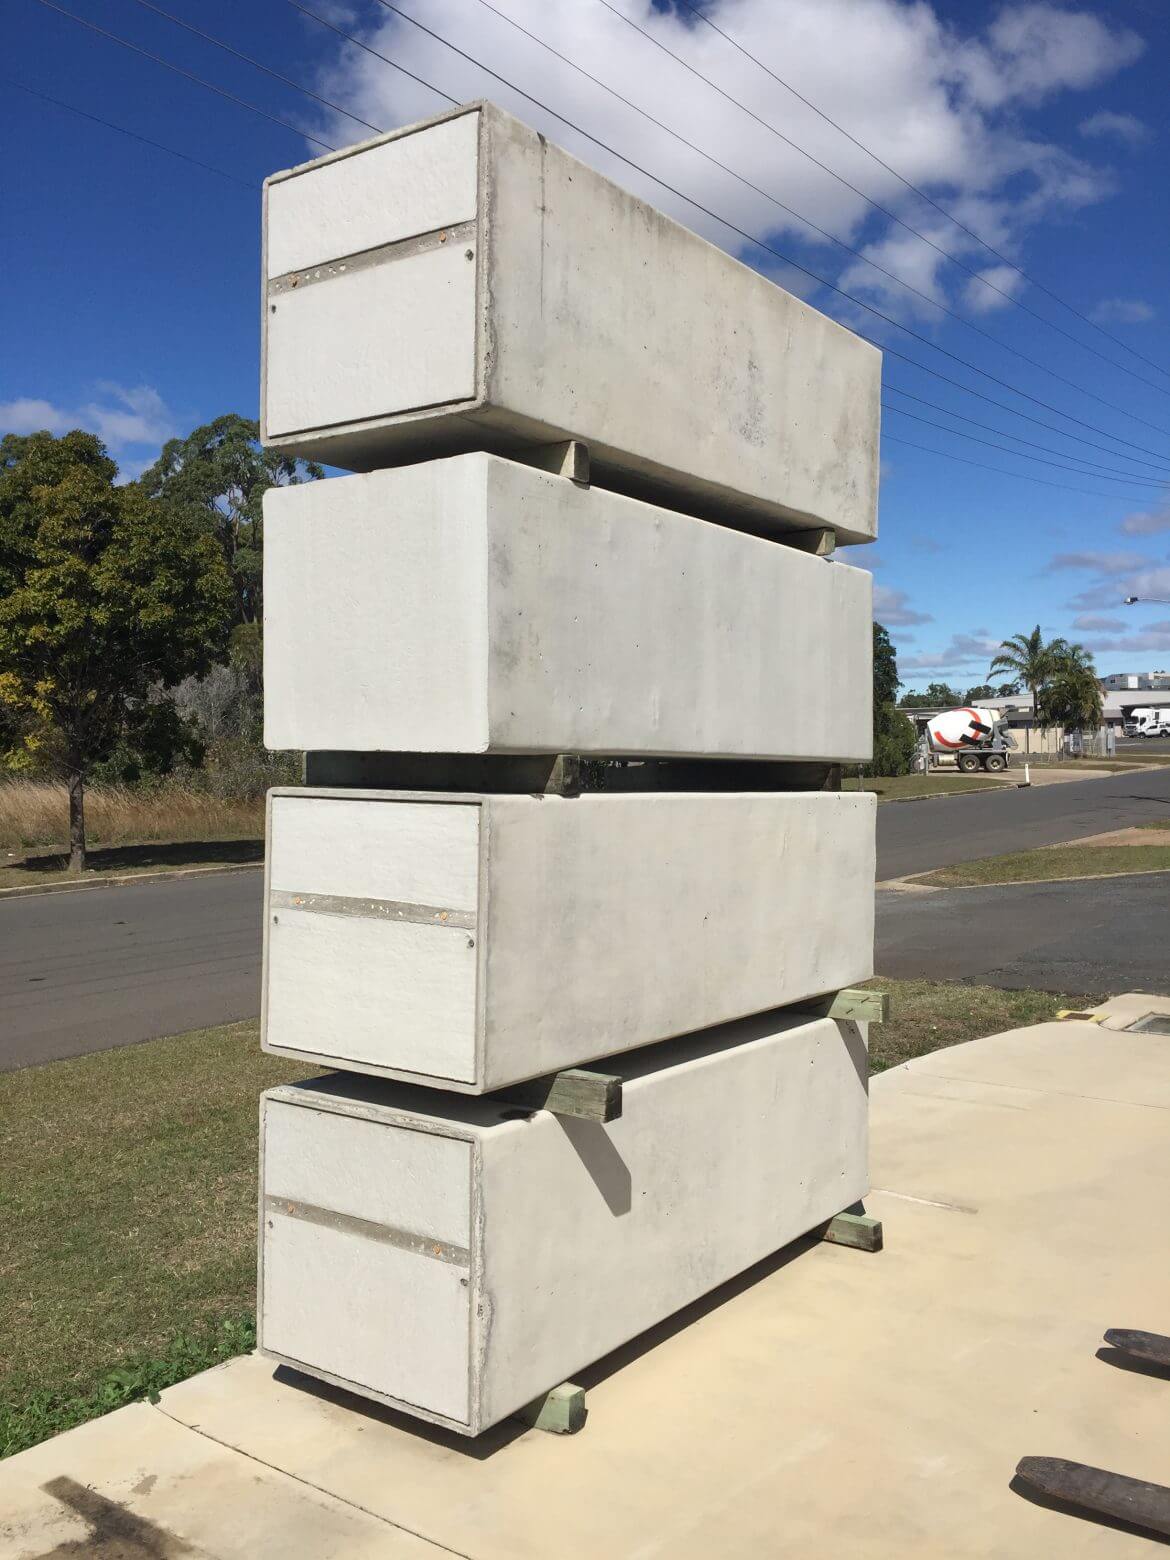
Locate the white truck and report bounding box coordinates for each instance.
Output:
[917,707,1018,773]
[1123,707,1170,738]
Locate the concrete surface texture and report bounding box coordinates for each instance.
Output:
[262,102,880,543]
[877,871,1170,992]
[5,994,1167,1557]
[263,453,873,761]
[259,1012,868,1435]
[262,788,876,1090]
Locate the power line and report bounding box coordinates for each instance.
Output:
[598,0,1170,398]
[367,0,1170,464]
[882,432,1160,499]
[864,335,1170,473]
[4,76,258,188]
[29,0,337,151]
[469,0,1170,437]
[127,0,383,136]
[285,0,457,108]
[673,0,1170,385]
[884,385,1170,483]
[881,401,1170,488]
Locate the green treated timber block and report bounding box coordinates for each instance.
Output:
[823,1211,883,1252]
[515,1382,587,1435]
[499,1068,622,1123]
[807,988,888,1024]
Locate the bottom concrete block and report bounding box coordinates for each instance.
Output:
[259,1009,868,1436]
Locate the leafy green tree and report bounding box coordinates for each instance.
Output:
[900,681,963,709]
[1037,643,1104,733]
[989,625,1054,751]
[869,623,918,776]
[0,431,233,869]
[139,414,322,627]
[964,684,996,703]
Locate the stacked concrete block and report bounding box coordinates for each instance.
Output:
[257,101,880,1435]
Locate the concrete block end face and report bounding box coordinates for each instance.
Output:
[259,99,879,536]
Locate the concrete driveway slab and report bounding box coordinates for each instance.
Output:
[3,1001,1168,1557]
[0,1400,451,1559]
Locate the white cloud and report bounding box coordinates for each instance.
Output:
[0,384,178,478]
[873,583,932,625]
[962,263,1024,314]
[1069,565,1170,611]
[1048,549,1155,574]
[1080,624,1170,655]
[1120,501,1170,536]
[1090,297,1156,324]
[899,629,1002,671]
[1072,613,1125,632]
[300,0,1145,328]
[1079,109,1152,147]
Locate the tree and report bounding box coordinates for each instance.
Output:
[0,431,233,869]
[139,414,322,627]
[964,684,996,704]
[989,625,1055,753]
[900,682,963,709]
[1037,643,1104,734]
[869,623,918,776]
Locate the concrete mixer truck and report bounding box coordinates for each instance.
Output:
[916,707,1018,773]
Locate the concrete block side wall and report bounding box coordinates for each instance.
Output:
[477,1012,869,1428]
[263,453,873,761]
[479,791,876,1088]
[482,104,880,543]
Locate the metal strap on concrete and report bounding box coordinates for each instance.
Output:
[265,1196,471,1268]
[268,220,477,294]
[270,888,476,932]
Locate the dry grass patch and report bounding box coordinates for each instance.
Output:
[0,780,264,856]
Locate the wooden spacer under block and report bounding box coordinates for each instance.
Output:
[523,439,591,484]
[515,1381,587,1435]
[803,987,888,1025]
[498,1068,623,1123]
[787,526,836,557]
[823,1211,883,1252]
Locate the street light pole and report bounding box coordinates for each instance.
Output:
[1124,596,1170,606]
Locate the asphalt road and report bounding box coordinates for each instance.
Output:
[0,871,263,1072]
[4,763,1170,1072]
[876,872,1170,995]
[877,763,1170,879]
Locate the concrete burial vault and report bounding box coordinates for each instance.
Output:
[262,789,876,1091]
[261,101,880,543]
[263,453,873,761]
[259,1009,868,1437]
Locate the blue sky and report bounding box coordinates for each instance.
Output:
[3,0,1169,691]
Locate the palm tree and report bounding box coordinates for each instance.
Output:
[1039,643,1104,737]
[989,625,1053,753]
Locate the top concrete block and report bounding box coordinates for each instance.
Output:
[262,102,880,544]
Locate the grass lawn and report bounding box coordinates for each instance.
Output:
[843,773,1009,801]
[916,844,1170,887]
[0,837,263,892]
[0,978,1100,1458]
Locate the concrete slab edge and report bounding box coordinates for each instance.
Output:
[0,861,263,901]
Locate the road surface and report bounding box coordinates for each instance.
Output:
[0,872,262,1072]
[876,763,1170,879]
[877,872,1170,994]
[4,763,1169,1071]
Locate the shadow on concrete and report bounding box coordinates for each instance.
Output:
[557,1116,632,1215]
